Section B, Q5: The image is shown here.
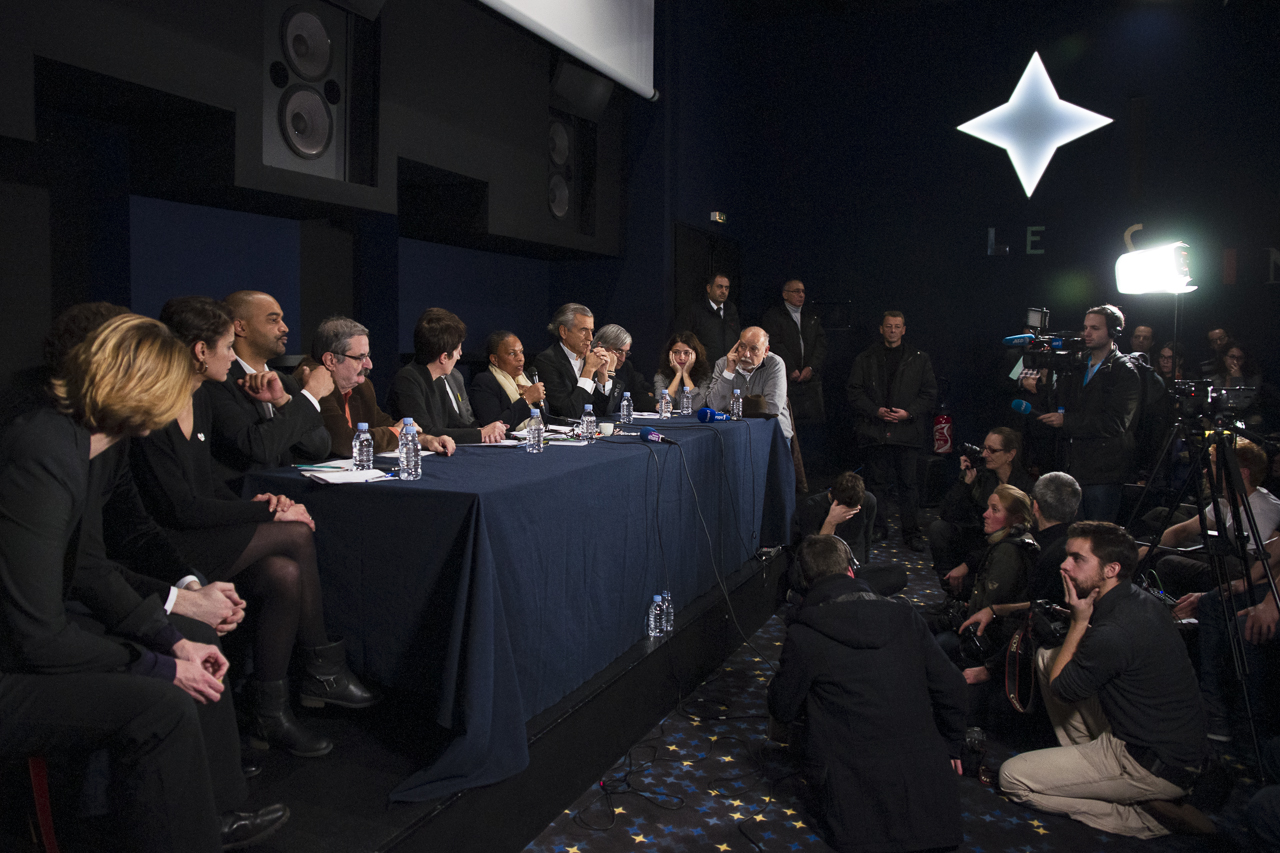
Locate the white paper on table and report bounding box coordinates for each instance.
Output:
[630,411,661,419]
[546,438,588,447]
[511,426,573,438]
[296,459,354,470]
[377,450,436,457]
[469,439,522,446]
[301,469,392,484]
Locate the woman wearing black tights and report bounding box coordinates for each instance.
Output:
[130,297,376,757]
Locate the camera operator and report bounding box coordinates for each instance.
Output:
[1036,305,1141,522]
[929,428,1036,597]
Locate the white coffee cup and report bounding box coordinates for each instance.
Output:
[598,422,615,436]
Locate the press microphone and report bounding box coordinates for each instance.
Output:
[697,407,731,422]
[1003,333,1036,346]
[1010,399,1044,417]
[640,426,677,444]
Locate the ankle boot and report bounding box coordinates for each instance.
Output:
[297,637,380,709]
[245,679,333,757]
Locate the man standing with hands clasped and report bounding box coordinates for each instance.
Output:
[999,521,1211,838]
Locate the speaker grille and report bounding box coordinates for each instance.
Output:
[282,8,332,82]
[548,174,570,220]
[549,121,570,167]
[279,86,333,158]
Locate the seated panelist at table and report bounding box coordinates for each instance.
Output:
[205,290,332,491]
[707,327,793,440]
[470,330,547,430]
[297,316,454,458]
[591,323,646,415]
[655,331,712,413]
[532,302,615,420]
[387,308,507,444]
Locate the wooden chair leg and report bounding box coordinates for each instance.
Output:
[27,757,59,853]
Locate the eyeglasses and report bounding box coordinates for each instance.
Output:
[982,445,1008,455]
[335,351,371,363]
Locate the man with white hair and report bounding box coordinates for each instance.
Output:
[706,326,792,440]
[532,303,615,420]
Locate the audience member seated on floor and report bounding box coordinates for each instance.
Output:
[299,316,454,458]
[1139,438,1279,598]
[0,314,288,852]
[792,471,907,596]
[533,303,615,420]
[387,308,507,444]
[1000,522,1209,840]
[131,298,379,759]
[927,485,1038,666]
[956,472,1082,687]
[1172,535,1280,745]
[470,330,546,431]
[206,290,332,491]
[707,326,793,442]
[931,427,1037,596]
[655,331,711,414]
[768,534,966,853]
[593,323,650,415]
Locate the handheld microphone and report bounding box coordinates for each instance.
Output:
[1010,399,1044,417]
[1002,333,1036,347]
[697,407,731,422]
[639,426,677,445]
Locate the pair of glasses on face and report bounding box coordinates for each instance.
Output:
[335,351,371,363]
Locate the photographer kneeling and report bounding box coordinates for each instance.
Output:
[930,428,1036,599]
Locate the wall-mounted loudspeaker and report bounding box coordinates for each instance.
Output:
[262,0,378,184]
[547,108,596,235]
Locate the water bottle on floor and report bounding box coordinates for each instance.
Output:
[525,408,545,453]
[730,389,743,421]
[680,386,693,416]
[580,404,596,443]
[352,423,374,470]
[646,595,667,637]
[619,392,633,424]
[398,419,421,480]
[662,589,674,633]
[658,390,673,419]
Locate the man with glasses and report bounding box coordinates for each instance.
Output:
[707,327,792,441]
[301,316,454,457]
[205,290,333,489]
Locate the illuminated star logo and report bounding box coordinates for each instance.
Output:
[957,52,1112,197]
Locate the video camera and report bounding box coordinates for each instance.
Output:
[1173,380,1258,419]
[1003,332,1090,371]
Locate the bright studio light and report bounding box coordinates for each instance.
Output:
[1115,242,1195,294]
[957,53,1113,197]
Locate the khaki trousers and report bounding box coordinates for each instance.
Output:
[998,646,1186,838]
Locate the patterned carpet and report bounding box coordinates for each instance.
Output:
[524,506,1263,853]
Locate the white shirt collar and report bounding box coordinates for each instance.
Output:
[236,355,257,375]
[709,298,723,314]
[560,342,584,371]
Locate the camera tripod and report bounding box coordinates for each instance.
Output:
[1130,408,1280,780]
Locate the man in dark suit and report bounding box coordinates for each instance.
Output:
[387,307,507,443]
[761,278,827,424]
[532,303,614,420]
[206,290,332,489]
[672,272,740,364]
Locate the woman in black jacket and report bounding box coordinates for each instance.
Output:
[131,297,376,758]
[469,330,547,430]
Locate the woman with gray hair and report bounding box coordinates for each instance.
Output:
[595,323,657,412]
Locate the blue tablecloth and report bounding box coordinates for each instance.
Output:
[245,417,794,800]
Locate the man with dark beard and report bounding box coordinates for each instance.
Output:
[1000,522,1209,838]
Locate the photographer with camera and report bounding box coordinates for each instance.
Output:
[929,428,1036,597]
[1036,305,1141,522]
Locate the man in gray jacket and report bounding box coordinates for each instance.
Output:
[707,327,792,441]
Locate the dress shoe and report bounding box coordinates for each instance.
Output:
[298,637,380,709]
[221,803,289,850]
[244,679,333,757]
[905,532,927,553]
[241,757,263,779]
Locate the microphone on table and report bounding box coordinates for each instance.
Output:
[1010,399,1045,418]
[639,426,677,445]
[697,407,731,423]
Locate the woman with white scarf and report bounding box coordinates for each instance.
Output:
[470,330,547,431]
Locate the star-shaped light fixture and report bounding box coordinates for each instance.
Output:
[957,52,1112,196]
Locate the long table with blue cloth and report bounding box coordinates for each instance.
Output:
[243,415,795,801]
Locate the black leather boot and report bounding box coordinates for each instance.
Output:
[297,638,380,709]
[221,803,290,850]
[245,679,333,757]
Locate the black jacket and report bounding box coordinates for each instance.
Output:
[531,342,611,420]
[846,343,937,448]
[470,368,535,429]
[1054,347,1141,486]
[760,303,827,423]
[768,573,965,853]
[793,491,878,568]
[205,361,330,490]
[387,361,483,443]
[672,299,741,365]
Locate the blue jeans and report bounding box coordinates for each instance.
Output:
[1196,589,1271,736]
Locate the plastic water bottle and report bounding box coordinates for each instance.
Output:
[525,408,545,453]
[658,390,673,419]
[646,595,667,637]
[580,404,597,444]
[730,389,744,421]
[619,392,633,424]
[680,386,693,416]
[352,422,374,470]
[662,589,674,632]
[398,419,421,480]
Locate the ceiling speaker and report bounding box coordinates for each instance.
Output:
[548,174,570,220]
[282,9,332,81]
[279,86,333,158]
